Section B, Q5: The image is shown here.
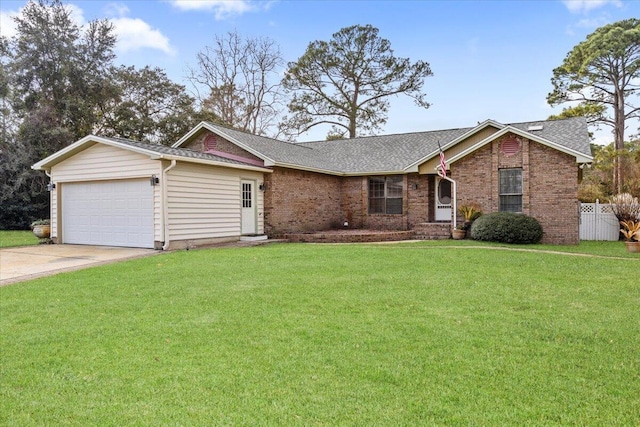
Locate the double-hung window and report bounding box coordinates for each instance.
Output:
[499,168,523,213]
[369,176,403,214]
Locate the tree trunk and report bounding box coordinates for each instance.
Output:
[349,87,358,138]
[614,88,625,194]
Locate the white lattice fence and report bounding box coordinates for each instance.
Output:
[579,201,619,241]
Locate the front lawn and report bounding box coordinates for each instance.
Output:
[0,230,38,248]
[1,242,638,425]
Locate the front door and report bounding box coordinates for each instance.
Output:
[435,177,452,221]
[241,180,256,235]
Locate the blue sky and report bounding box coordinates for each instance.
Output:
[1,0,638,142]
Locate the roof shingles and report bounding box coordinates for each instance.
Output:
[191,116,592,174]
[106,136,263,167]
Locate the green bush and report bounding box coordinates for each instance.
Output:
[470,212,543,244]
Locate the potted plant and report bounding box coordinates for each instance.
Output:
[620,220,640,253]
[455,203,482,238]
[609,193,640,241]
[451,225,466,240]
[31,219,51,239]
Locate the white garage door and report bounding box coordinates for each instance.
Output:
[62,179,154,248]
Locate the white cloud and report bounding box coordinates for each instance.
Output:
[562,0,622,14]
[575,16,609,28]
[65,3,87,26]
[0,10,19,38]
[104,3,175,55]
[2,3,172,56]
[565,15,610,35]
[1,3,85,38]
[170,0,253,20]
[104,3,131,18]
[111,17,176,55]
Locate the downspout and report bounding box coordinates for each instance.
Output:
[162,160,177,251]
[45,170,54,240]
[437,169,457,230]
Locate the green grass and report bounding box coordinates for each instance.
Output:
[392,239,638,258]
[0,230,39,248]
[1,242,639,425]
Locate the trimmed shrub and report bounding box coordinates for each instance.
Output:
[470,212,543,244]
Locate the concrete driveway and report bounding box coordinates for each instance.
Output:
[0,244,158,286]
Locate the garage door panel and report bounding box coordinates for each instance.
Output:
[63,179,154,248]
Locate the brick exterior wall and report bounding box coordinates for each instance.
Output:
[455,143,492,215]
[264,167,342,235]
[266,171,432,234]
[529,143,579,244]
[182,130,579,244]
[341,176,366,228]
[407,173,431,227]
[454,133,579,244]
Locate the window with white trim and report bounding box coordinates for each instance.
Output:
[368,176,403,214]
[242,183,252,208]
[499,168,522,213]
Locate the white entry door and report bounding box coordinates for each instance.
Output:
[62,179,154,248]
[435,177,452,221]
[241,180,256,235]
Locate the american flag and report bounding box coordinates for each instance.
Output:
[438,141,447,178]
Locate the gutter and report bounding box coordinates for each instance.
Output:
[161,160,177,251]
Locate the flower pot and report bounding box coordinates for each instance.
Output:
[32,225,51,239]
[451,229,466,240]
[625,241,640,253]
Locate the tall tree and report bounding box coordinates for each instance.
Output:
[187,30,285,136]
[97,65,200,146]
[547,19,640,193]
[281,24,432,140]
[547,104,606,125]
[579,140,640,201]
[1,0,116,228]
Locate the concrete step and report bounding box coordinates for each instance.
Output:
[412,223,451,240]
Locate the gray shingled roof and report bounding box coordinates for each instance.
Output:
[509,117,591,154]
[204,125,336,171]
[105,136,264,168]
[200,116,592,174]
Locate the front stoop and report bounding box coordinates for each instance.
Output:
[240,235,269,242]
[412,223,452,240]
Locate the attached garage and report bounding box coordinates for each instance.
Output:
[62,179,154,248]
[33,135,271,250]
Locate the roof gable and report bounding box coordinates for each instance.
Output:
[442,124,593,172]
[32,135,273,173]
